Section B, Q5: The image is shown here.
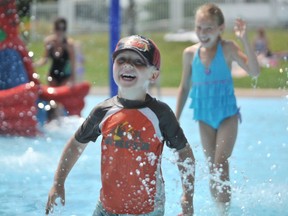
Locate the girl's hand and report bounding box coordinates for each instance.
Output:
[234,18,247,39]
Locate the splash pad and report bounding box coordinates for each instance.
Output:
[0,95,287,215]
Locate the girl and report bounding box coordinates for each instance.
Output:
[175,3,260,213]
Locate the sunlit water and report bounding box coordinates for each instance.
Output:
[0,95,287,216]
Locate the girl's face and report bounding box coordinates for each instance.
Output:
[195,12,224,48]
[113,50,157,91]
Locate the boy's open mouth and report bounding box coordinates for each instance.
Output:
[121,74,136,81]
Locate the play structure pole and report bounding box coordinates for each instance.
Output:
[109,0,120,97]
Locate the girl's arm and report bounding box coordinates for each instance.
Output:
[232,18,260,77]
[175,47,194,120]
[45,137,88,214]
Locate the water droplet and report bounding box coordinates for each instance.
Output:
[270,164,277,170]
[28,51,34,57]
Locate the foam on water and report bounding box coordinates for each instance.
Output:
[0,147,49,169]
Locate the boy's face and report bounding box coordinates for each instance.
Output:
[113,50,158,91]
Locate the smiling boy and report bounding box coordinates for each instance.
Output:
[45,35,195,216]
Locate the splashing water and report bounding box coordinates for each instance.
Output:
[0,95,287,216]
[251,76,258,89]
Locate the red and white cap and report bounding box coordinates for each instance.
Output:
[113,35,161,70]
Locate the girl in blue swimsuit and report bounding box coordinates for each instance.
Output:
[175,3,260,213]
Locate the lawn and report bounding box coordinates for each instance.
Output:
[28,29,288,89]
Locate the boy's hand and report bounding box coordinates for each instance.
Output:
[45,184,65,215]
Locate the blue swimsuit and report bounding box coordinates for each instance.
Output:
[189,42,239,129]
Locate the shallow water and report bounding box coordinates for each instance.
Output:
[0,95,287,216]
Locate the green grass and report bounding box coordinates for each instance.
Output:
[28,29,288,89]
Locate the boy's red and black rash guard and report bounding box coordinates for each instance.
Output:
[75,94,187,214]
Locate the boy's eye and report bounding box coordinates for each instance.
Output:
[116,57,147,67]
[117,57,126,64]
[132,59,147,67]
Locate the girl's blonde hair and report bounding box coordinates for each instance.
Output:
[196,3,225,26]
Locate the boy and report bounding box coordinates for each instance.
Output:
[45,35,195,216]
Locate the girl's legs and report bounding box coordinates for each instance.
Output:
[199,114,238,204]
[214,114,238,203]
[199,121,218,199]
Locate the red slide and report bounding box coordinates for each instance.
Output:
[0,82,39,136]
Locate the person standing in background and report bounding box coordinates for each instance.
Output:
[34,17,76,87]
[34,17,76,120]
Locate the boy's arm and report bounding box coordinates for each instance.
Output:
[176,144,195,216]
[45,137,88,214]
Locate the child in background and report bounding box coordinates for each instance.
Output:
[253,27,282,68]
[175,3,260,214]
[253,27,271,57]
[45,35,195,216]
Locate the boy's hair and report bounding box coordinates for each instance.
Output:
[196,3,225,26]
[54,17,67,32]
[113,35,161,70]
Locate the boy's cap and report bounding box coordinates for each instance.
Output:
[113,35,161,70]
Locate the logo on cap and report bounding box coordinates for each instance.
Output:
[118,37,150,53]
